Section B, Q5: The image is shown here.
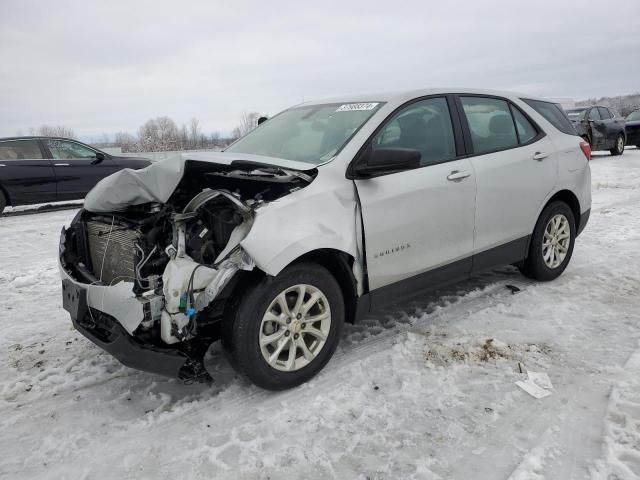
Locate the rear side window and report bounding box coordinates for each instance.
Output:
[511,107,538,144]
[522,99,577,136]
[0,139,44,160]
[460,97,518,154]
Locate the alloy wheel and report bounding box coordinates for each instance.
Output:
[542,214,571,269]
[259,284,332,372]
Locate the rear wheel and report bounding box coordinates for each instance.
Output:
[519,201,576,281]
[0,191,6,215]
[223,262,344,390]
[610,134,625,156]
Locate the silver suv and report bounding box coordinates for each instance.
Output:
[59,89,591,390]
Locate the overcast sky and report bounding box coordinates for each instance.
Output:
[1,0,639,141]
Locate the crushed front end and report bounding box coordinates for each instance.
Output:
[59,159,315,381]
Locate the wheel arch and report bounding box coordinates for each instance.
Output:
[289,248,359,324]
[536,189,581,232]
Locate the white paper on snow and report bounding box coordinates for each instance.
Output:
[527,371,553,390]
[516,380,552,399]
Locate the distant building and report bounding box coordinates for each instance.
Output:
[101,147,123,155]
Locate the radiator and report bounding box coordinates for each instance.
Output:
[85,220,141,286]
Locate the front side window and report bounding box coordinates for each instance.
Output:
[47,139,96,160]
[371,97,456,166]
[0,139,43,160]
[460,97,518,154]
[226,102,383,164]
[598,107,612,119]
[588,108,601,121]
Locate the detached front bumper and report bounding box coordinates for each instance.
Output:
[59,227,209,381]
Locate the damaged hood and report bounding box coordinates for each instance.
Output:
[83,152,316,213]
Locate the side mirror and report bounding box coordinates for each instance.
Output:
[352,147,421,178]
[92,152,105,165]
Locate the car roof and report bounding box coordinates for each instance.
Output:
[297,88,550,107]
[568,105,609,110]
[0,136,77,142]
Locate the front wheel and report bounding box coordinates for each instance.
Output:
[610,134,625,156]
[519,201,576,281]
[224,262,344,390]
[0,192,5,215]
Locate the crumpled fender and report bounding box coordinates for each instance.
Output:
[240,181,360,276]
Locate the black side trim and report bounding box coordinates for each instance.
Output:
[471,236,530,273]
[355,235,530,316]
[577,209,590,236]
[369,257,471,311]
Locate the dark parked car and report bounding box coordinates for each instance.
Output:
[565,106,626,156]
[0,137,150,214]
[625,110,640,148]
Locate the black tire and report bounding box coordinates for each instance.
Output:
[519,201,576,281]
[610,134,625,156]
[223,262,344,390]
[0,191,6,215]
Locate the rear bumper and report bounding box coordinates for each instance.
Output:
[577,208,590,236]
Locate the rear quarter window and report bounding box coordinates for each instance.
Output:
[522,99,577,136]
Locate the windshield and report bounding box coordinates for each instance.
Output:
[566,108,587,121]
[626,110,640,121]
[226,102,384,164]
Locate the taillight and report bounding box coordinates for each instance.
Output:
[579,141,591,161]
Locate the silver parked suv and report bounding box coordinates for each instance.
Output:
[59,89,591,389]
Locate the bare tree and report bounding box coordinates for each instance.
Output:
[179,124,189,150]
[32,125,75,138]
[234,112,261,138]
[114,132,137,152]
[189,118,200,149]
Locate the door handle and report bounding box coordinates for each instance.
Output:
[447,170,471,181]
[532,152,548,161]
[54,163,70,166]
[0,164,5,167]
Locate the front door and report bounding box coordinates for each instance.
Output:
[44,139,119,199]
[587,107,607,150]
[353,97,476,300]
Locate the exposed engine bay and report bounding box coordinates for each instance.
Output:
[59,160,316,379]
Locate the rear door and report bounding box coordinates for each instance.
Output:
[456,95,557,270]
[44,139,119,200]
[0,139,57,205]
[353,96,476,301]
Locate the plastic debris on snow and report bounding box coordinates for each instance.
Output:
[516,370,554,399]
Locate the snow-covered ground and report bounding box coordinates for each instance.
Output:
[1,149,639,480]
